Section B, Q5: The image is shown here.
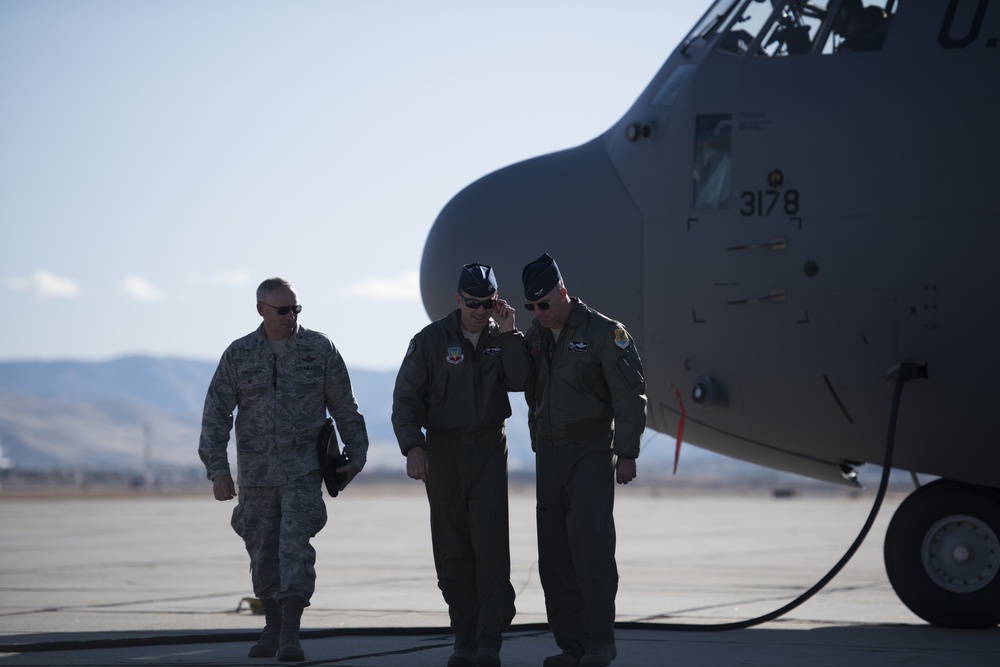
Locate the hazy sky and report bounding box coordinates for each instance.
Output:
[1,0,707,371]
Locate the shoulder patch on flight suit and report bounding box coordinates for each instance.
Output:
[446,347,465,364]
[405,339,416,358]
[482,346,501,357]
[614,329,630,349]
[568,340,589,354]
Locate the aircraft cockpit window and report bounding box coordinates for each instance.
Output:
[718,0,833,57]
[680,0,742,54]
[824,0,894,54]
[715,0,893,57]
[693,114,733,210]
[716,0,774,56]
[759,1,831,56]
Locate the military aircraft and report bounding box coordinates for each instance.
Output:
[419,0,1000,629]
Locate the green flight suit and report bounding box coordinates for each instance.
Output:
[392,309,531,652]
[524,298,647,657]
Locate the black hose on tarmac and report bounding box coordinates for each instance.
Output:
[2,363,923,653]
[617,360,923,632]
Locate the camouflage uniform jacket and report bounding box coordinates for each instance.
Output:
[199,324,369,486]
[392,309,531,455]
[524,298,647,457]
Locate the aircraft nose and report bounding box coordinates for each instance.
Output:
[420,137,644,330]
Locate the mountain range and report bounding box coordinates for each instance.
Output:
[0,356,802,485]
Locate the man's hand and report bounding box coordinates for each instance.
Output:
[213,474,236,501]
[616,457,637,485]
[406,447,429,481]
[336,462,362,491]
[493,298,516,333]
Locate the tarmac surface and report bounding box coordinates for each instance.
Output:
[1,480,998,666]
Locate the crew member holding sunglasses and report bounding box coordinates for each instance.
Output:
[199,277,370,662]
[521,254,647,667]
[392,263,531,667]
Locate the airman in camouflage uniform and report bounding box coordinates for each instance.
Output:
[199,277,369,663]
[521,255,647,667]
[392,263,530,667]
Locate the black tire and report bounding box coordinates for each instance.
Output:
[884,479,1000,628]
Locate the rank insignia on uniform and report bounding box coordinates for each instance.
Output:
[568,340,589,354]
[405,339,415,358]
[446,346,464,364]
[614,329,630,349]
[482,346,501,357]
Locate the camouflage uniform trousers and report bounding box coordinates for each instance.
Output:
[231,471,328,603]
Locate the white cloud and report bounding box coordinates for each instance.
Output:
[338,270,421,301]
[182,269,252,288]
[209,269,251,287]
[6,270,80,298]
[122,274,164,302]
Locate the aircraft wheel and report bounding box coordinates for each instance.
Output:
[884,479,1000,628]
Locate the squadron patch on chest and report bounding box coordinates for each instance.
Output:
[482,346,501,357]
[614,329,630,349]
[568,340,589,354]
[446,346,465,364]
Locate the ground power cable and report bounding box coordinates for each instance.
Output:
[616,360,923,632]
[2,363,922,653]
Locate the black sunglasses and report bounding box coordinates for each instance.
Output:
[524,292,558,312]
[260,302,302,316]
[460,296,497,310]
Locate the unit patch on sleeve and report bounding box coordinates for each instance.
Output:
[614,329,630,349]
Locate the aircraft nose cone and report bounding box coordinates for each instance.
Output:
[420,138,644,330]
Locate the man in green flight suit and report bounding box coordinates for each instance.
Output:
[392,263,531,667]
[521,254,647,667]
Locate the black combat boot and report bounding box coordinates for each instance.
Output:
[247,597,282,658]
[276,596,306,662]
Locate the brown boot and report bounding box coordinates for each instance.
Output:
[276,597,306,662]
[247,598,281,658]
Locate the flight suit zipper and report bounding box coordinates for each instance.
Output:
[543,328,556,443]
[465,331,482,424]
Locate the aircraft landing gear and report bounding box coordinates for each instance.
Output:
[884,479,1000,628]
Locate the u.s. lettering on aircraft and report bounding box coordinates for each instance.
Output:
[420,0,1000,630]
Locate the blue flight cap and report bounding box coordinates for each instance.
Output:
[522,253,561,301]
[458,262,497,298]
